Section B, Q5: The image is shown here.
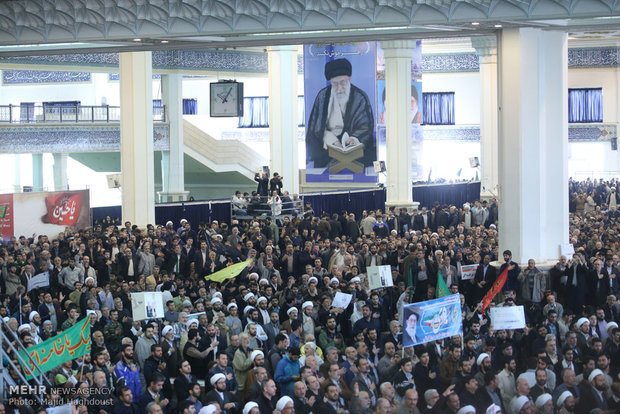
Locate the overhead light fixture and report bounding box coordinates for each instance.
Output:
[471,22,480,26]
[495,24,502,28]
[161,40,169,44]
[133,38,142,42]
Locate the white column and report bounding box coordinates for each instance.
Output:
[120,51,155,226]
[32,153,43,192]
[53,153,68,191]
[160,73,188,202]
[267,46,299,194]
[498,28,569,264]
[471,36,499,199]
[381,40,416,208]
[14,154,21,192]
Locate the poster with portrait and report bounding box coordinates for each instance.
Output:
[402,293,462,347]
[132,292,165,321]
[304,42,378,183]
[376,41,425,180]
[367,265,393,290]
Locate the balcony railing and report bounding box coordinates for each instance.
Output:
[0,104,166,123]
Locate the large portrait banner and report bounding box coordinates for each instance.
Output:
[402,293,462,347]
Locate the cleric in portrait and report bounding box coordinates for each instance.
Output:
[306,58,376,169]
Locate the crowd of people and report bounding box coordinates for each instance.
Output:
[1,178,620,414]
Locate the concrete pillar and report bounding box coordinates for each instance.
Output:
[53,153,68,191]
[32,153,43,192]
[498,28,569,264]
[471,36,499,199]
[381,40,416,208]
[267,46,299,194]
[160,73,188,202]
[120,51,155,226]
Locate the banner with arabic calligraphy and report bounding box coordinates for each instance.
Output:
[5,189,90,238]
[402,294,462,347]
[18,315,91,379]
[304,42,378,183]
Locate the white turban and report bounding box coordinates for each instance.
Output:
[556,391,572,407]
[198,405,218,414]
[287,307,298,315]
[476,353,490,366]
[243,402,258,414]
[535,393,552,408]
[29,311,39,322]
[588,368,604,383]
[511,396,530,413]
[457,406,475,414]
[162,326,173,336]
[275,396,293,411]
[250,350,264,361]
[576,317,589,328]
[302,301,313,310]
[210,373,226,386]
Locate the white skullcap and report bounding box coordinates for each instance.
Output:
[588,368,604,382]
[275,396,293,411]
[556,391,572,407]
[305,341,317,350]
[287,307,298,315]
[181,219,188,223]
[457,406,475,414]
[244,293,255,301]
[350,276,361,283]
[259,279,269,285]
[210,297,222,305]
[485,404,501,414]
[607,322,618,330]
[29,311,39,322]
[162,326,173,336]
[257,296,267,304]
[198,405,218,414]
[250,350,264,361]
[166,221,173,226]
[215,234,223,240]
[248,272,259,280]
[2,317,9,323]
[330,277,339,284]
[243,402,258,414]
[302,301,313,309]
[227,303,238,311]
[18,324,30,333]
[476,353,490,366]
[243,306,255,315]
[511,396,530,413]
[210,373,226,386]
[576,317,589,328]
[489,224,497,229]
[213,292,223,298]
[188,320,198,327]
[85,277,95,284]
[308,277,318,284]
[535,393,552,408]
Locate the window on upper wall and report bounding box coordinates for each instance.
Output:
[569,88,603,123]
[422,92,455,125]
[238,96,306,128]
[183,99,197,115]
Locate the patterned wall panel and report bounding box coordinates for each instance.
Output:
[2,70,91,84]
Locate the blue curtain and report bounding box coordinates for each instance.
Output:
[412,182,481,208]
[20,102,34,122]
[422,92,455,125]
[238,97,269,128]
[183,99,197,115]
[568,88,602,123]
[153,99,163,117]
[239,96,306,128]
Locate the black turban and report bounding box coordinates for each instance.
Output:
[324,58,352,80]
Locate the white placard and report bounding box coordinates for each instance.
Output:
[27,271,50,292]
[47,403,73,414]
[561,243,575,260]
[332,292,353,309]
[490,306,526,330]
[132,292,165,321]
[367,265,394,290]
[460,264,478,280]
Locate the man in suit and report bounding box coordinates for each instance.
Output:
[351,358,378,405]
[138,374,171,414]
[194,240,210,277]
[263,311,282,351]
[174,360,198,401]
[472,254,496,306]
[166,245,189,279]
[200,324,227,364]
[117,247,141,283]
[204,373,239,414]
[321,383,348,414]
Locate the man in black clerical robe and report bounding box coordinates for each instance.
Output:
[306,57,375,169]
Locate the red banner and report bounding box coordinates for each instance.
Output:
[41,192,83,226]
[482,266,509,313]
[0,194,14,240]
